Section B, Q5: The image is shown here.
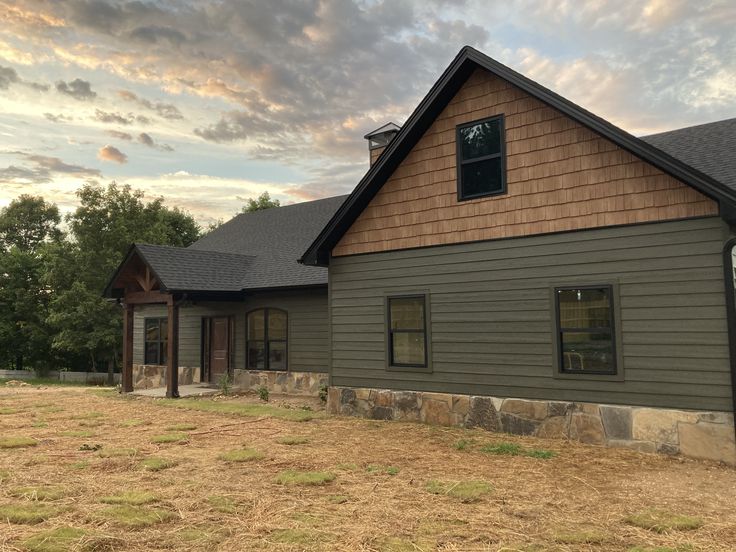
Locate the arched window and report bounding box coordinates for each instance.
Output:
[247,308,287,371]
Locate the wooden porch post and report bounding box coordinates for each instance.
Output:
[166,297,180,398]
[122,303,134,393]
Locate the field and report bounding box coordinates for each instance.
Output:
[0,385,735,551]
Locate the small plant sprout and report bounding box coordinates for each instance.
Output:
[218,373,231,395]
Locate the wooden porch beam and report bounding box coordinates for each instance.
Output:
[122,304,134,393]
[166,298,180,399]
[124,290,169,304]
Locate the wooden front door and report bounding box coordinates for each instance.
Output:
[209,317,230,383]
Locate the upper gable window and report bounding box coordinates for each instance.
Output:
[456,115,506,201]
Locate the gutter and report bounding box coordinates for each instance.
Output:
[721,237,736,446]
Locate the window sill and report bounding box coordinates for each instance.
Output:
[457,188,507,202]
[386,364,432,373]
[552,370,624,382]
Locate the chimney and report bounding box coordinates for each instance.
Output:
[364,122,400,165]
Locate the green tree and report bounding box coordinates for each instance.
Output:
[240,191,280,213]
[0,196,61,372]
[45,182,201,379]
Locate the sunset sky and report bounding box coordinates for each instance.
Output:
[1,1,735,226]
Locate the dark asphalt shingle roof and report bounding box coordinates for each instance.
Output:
[135,244,254,292]
[128,195,347,292]
[641,118,736,192]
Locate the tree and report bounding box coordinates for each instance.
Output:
[45,182,202,377]
[0,196,61,372]
[240,191,280,213]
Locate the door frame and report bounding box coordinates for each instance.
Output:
[201,315,234,383]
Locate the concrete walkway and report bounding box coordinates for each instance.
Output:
[130,384,219,398]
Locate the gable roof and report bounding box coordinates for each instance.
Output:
[300,46,736,266]
[104,195,347,297]
[641,118,736,193]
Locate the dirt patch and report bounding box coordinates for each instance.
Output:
[0,385,735,550]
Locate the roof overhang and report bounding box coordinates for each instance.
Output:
[300,46,736,267]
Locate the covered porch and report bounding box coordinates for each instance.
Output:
[104,243,331,399]
[104,243,251,399]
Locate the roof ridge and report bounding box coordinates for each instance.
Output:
[642,117,736,139]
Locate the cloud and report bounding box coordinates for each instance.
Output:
[117,90,183,119]
[128,25,186,46]
[97,145,127,163]
[94,109,150,125]
[44,113,72,123]
[106,130,132,140]
[0,66,19,89]
[137,132,173,151]
[0,153,101,185]
[55,78,96,100]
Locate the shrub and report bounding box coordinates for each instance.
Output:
[318,385,329,403]
[257,385,269,402]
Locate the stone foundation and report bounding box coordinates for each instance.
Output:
[233,369,328,397]
[132,364,200,390]
[328,386,736,465]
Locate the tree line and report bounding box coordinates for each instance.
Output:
[0,183,280,378]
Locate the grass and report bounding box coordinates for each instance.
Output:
[10,486,67,501]
[0,436,37,448]
[628,546,695,552]
[141,457,178,471]
[425,480,492,503]
[0,468,9,481]
[97,447,137,458]
[277,435,310,445]
[366,464,400,476]
[61,430,94,438]
[275,470,336,486]
[0,503,60,524]
[95,504,175,527]
[553,530,608,544]
[150,432,189,444]
[624,510,703,533]
[159,397,322,422]
[270,528,320,545]
[166,423,197,431]
[100,490,157,505]
[207,495,239,514]
[454,438,474,450]
[219,448,264,462]
[480,441,556,459]
[22,527,89,552]
[0,407,19,414]
[0,377,80,387]
[120,419,150,427]
[31,421,47,428]
[176,525,226,545]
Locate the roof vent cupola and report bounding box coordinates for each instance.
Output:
[364,122,401,165]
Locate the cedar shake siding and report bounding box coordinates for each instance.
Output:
[333,68,718,257]
[329,217,733,412]
[133,289,329,373]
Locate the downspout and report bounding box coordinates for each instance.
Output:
[720,237,736,445]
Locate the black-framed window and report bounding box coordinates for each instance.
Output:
[388,296,427,368]
[555,286,616,375]
[456,115,506,201]
[144,317,168,365]
[247,308,287,371]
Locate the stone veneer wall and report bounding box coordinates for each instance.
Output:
[132,364,200,390]
[233,369,328,397]
[328,386,736,465]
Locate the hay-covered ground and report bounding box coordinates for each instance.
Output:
[1,385,735,551]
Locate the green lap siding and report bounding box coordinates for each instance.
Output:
[132,288,329,373]
[329,217,734,411]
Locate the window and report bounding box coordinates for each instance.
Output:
[555,286,617,375]
[388,296,427,368]
[456,115,506,200]
[144,317,168,365]
[247,309,287,371]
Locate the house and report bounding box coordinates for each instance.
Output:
[105,46,736,464]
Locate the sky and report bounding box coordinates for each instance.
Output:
[1,0,735,226]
